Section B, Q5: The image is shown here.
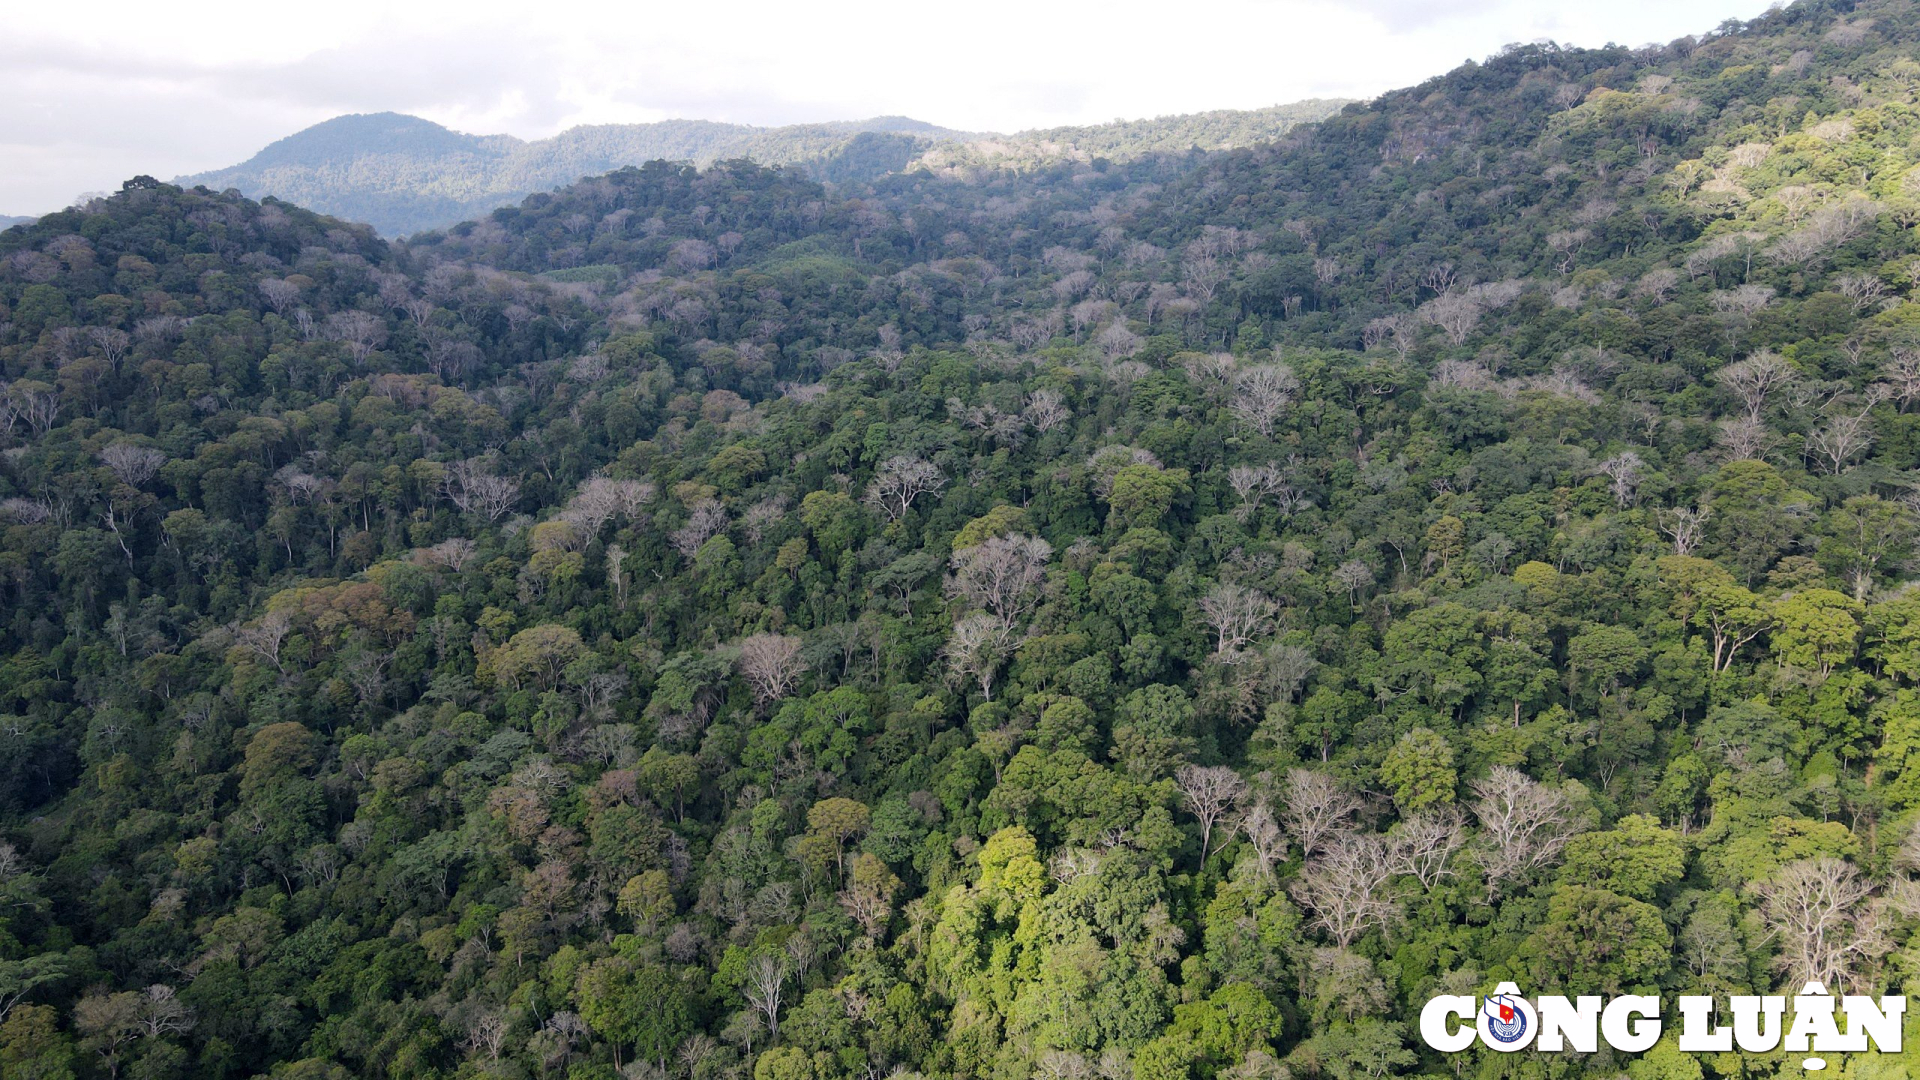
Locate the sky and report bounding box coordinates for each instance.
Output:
[2,0,1783,216]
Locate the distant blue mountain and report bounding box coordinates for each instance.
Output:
[175,101,1349,235]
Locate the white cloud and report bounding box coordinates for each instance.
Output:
[1,0,1779,214]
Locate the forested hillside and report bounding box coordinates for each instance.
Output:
[12,2,1920,1079]
[908,101,1350,175]
[172,114,979,238]
[172,103,1348,237]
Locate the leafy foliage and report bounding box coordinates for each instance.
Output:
[13,3,1920,1078]
[173,101,1349,237]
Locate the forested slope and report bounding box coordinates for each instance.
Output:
[173,114,974,238]
[9,1,1920,1079]
[174,102,1346,238]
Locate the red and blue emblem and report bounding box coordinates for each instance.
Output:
[1483,992,1530,1045]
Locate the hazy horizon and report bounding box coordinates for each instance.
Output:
[5,0,1778,216]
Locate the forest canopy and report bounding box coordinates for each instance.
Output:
[10,1,1920,1079]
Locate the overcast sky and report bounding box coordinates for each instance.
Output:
[3,0,1782,215]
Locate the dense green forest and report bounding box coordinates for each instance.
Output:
[15,1,1920,1078]
[173,114,980,238]
[175,103,1346,237]
[901,101,1351,176]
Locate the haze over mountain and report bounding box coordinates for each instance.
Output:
[174,101,1351,235]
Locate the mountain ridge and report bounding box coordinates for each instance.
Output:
[174,100,1351,235]
[13,1,1920,1075]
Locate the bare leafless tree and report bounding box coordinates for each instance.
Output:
[1595,451,1643,508]
[376,272,414,313]
[1806,411,1873,474]
[1768,197,1883,271]
[395,294,435,328]
[676,1033,718,1080]
[1182,250,1228,307]
[737,633,805,706]
[839,875,895,940]
[603,543,628,607]
[101,443,165,487]
[88,327,131,370]
[1282,769,1361,857]
[1879,346,1920,412]
[945,613,1018,701]
[0,499,50,525]
[326,310,387,366]
[134,985,193,1039]
[1009,315,1059,351]
[4,381,58,436]
[427,337,482,383]
[1386,808,1466,889]
[1176,765,1248,858]
[52,328,90,366]
[1419,292,1483,345]
[1230,364,1301,436]
[1183,353,1240,403]
[501,303,537,333]
[461,1007,510,1062]
[296,843,341,887]
[135,314,187,343]
[1656,506,1711,556]
[744,954,788,1043]
[1332,559,1374,611]
[1753,857,1887,992]
[1052,270,1096,304]
[234,610,293,674]
[1095,319,1143,359]
[741,496,789,547]
[1718,352,1796,423]
[1239,800,1289,882]
[258,278,301,314]
[1198,583,1279,659]
[1715,416,1777,462]
[1226,466,1269,521]
[1837,274,1890,314]
[1469,766,1581,899]
[1292,834,1400,947]
[669,499,729,558]
[443,459,520,521]
[1226,462,1304,522]
[948,534,1051,629]
[419,537,477,572]
[865,456,946,522]
[1371,312,1422,359]
[1710,285,1776,349]
[1634,267,1680,303]
[562,476,653,535]
[1546,228,1592,274]
[73,992,142,1076]
[1024,389,1072,432]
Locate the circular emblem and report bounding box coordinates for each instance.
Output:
[1476,985,1536,1051]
